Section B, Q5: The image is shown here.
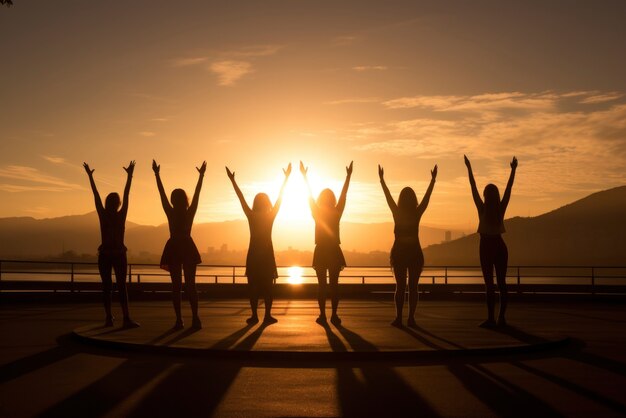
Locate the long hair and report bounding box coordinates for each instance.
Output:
[171,188,189,211]
[104,193,121,214]
[317,188,337,208]
[397,187,419,217]
[483,183,501,220]
[252,193,272,212]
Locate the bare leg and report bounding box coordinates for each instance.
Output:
[262,279,277,324]
[392,266,407,327]
[495,242,509,326]
[329,267,341,325]
[184,263,201,329]
[407,265,422,327]
[316,268,328,324]
[113,256,138,327]
[170,264,184,328]
[98,256,114,326]
[480,239,496,328]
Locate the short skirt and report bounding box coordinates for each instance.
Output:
[246,244,278,281]
[160,236,202,271]
[313,243,346,271]
[390,241,424,270]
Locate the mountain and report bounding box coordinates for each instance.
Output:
[0,212,462,258]
[423,186,626,266]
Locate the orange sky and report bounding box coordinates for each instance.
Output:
[1,1,625,231]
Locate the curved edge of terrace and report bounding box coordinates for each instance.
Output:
[72,324,571,362]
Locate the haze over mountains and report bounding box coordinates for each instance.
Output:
[0,186,624,266]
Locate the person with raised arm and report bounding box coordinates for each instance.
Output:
[464,155,518,328]
[83,161,139,328]
[300,160,353,326]
[153,159,206,330]
[379,164,437,328]
[226,163,292,325]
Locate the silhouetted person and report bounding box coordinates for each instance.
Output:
[379,164,437,328]
[226,163,292,325]
[464,155,518,328]
[83,161,139,328]
[153,159,206,330]
[300,160,353,326]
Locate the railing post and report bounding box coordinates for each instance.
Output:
[232,266,235,284]
[591,267,595,296]
[445,267,448,285]
[0,260,2,283]
[517,266,521,294]
[70,262,75,292]
[215,275,218,284]
[362,276,365,284]
[128,264,132,283]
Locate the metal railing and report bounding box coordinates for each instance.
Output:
[0,259,625,295]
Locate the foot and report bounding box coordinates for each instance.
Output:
[497,317,508,328]
[390,318,403,328]
[246,315,260,325]
[123,319,140,329]
[330,314,342,326]
[173,319,184,330]
[316,315,328,326]
[479,319,497,329]
[104,316,114,327]
[191,317,202,330]
[407,318,417,328]
[263,315,278,325]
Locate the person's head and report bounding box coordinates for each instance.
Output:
[317,188,337,208]
[252,193,272,212]
[171,188,189,211]
[483,183,501,210]
[104,193,121,213]
[397,187,418,214]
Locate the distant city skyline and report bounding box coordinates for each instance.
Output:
[1,1,625,234]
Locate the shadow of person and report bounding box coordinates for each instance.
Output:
[210,324,255,350]
[493,325,547,345]
[329,325,441,417]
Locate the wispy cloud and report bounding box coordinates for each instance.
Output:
[224,44,283,58]
[171,56,208,67]
[42,156,66,164]
[332,35,357,47]
[139,131,156,137]
[0,166,83,192]
[352,91,626,199]
[579,92,623,104]
[324,97,380,105]
[209,60,253,86]
[352,65,388,71]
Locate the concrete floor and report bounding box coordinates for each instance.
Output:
[1,299,626,417]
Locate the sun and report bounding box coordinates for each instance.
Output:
[287,266,304,284]
[275,171,341,222]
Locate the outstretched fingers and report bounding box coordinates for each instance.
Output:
[378,164,384,180]
[83,162,94,175]
[152,159,160,174]
[283,162,292,177]
[431,164,438,179]
[346,160,354,175]
[511,156,518,169]
[196,161,207,175]
[299,161,308,176]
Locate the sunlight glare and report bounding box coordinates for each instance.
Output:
[287,266,304,284]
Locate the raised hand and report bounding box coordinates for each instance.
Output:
[464,155,471,168]
[283,162,292,177]
[225,166,235,181]
[299,161,308,177]
[510,156,518,170]
[123,160,136,175]
[196,161,207,175]
[152,159,160,174]
[346,161,354,176]
[83,162,94,176]
[431,164,438,179]
[378,164,384,181]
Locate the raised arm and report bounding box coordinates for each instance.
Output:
[272,163,292,218]
[336,161,353,214]
[464,155,483,211]
[417,165,437,215]
[378,165,397,214]
[83,163,104,214]
[500,156,517,214]
[188,161,206,218]
[300,161,316,213]
[119,160,135,219]
[152,160,172,215]
[226,166,252,217]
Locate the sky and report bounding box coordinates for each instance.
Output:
[1,0,625,233]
